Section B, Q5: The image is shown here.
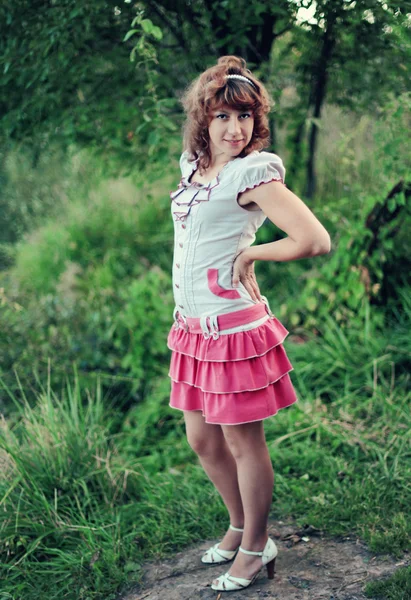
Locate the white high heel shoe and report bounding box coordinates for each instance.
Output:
[201,524,244,564]
[210,537,278,591]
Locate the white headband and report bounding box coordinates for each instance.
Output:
[225,74,257,90]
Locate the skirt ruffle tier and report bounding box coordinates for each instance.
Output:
[167,315,298,425]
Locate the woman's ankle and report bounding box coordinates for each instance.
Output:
[230,521,245,529]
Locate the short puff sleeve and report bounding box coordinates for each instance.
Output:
[238,151,285,195]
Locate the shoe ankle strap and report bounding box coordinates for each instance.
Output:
[239,546,263,556]
[229,524,244,532]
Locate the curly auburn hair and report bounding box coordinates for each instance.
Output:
[180,55,273,174]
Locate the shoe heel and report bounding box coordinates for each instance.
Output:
[266,557,276,579]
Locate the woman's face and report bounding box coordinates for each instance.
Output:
[207,105,254,162]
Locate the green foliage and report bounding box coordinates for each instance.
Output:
[286,304,411,404]
[118,375,189,469]
[279,1,411,192]
[1,1,181,174]
[0,265,174,412]
[326,1,411,112]
[0,166,177,408]
[311,93,411,202]
[1,1,141,166]
[123,10,178,164]
[254,189,410,337]
[9,170,173,296]
[372,92,411,187]
[0,144,103,269]
[280,187,409,333]
[112,267,174,387]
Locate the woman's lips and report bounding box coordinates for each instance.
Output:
[225,139,243,145]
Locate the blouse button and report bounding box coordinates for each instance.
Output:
[181,224,186,229]
[179,242,183,248]
[176,263,180,268]
[175,283,179,288]
[179,304,184,309]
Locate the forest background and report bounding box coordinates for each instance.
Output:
[0,1,410,599]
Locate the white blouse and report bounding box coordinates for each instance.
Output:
[170,149,286,333]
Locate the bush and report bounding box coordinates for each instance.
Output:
[0,263,173,415]
[0,143,103,269]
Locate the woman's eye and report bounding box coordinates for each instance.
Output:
[216,113,251,119]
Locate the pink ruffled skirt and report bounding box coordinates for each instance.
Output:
[167,298,298,425]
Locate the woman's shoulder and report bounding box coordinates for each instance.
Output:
[235,150,286,183]
[239,149,284,167]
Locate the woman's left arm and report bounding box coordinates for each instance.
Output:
[243,181,332,263]
[231,182,331,300]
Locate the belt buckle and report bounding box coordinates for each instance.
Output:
[173,307,180,329]
[209,315,220,340]
[200,315,212,339]
[181,314,189,332]
[173,307,189,331]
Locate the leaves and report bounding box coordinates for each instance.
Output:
[123,29,138,42]
[140,19,163,40]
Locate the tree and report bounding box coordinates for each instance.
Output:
[288,0,411,198]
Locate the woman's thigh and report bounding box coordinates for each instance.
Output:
[183,410,226,456]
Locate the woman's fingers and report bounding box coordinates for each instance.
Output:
[244,275,261,302]
[232,253,262,302]
[250,280,262,302]
[252,281,262,302]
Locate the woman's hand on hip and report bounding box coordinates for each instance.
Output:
[232,249,262,303]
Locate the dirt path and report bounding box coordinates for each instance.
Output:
[120,518,409,600]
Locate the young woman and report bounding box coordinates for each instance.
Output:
[166,55,331,592]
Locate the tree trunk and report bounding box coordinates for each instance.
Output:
[286,114,306,188]
[247,15,277,64]
[304,7,338,199]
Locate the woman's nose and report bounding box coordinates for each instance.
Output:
[227,118,241,135]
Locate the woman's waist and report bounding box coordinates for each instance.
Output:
[172,297,274,339]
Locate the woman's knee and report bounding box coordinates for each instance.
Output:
[184,410,225,456]
[221,421,266,459]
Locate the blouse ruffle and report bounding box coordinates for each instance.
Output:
[170,151,234,222]
[169,150,286,222]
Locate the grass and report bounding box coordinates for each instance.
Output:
[365,566,411,599]
[0,310,410,600]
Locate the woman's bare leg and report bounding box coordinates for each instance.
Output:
[211,420,274,582]
[183,410,245,550]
